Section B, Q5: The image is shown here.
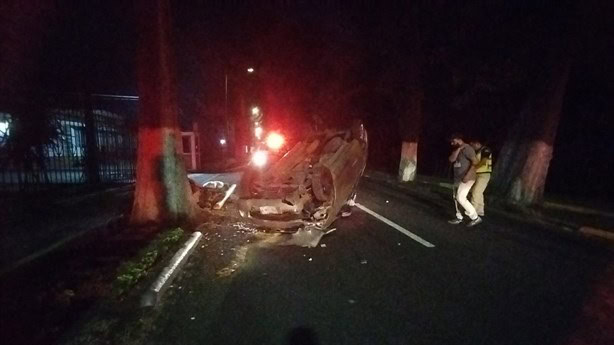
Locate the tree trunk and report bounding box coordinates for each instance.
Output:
[491,58,571,205]
[396,3,423,182]
[398,88,422,182]
[399,141,418,182]
[397,57,423,182]
[130,0,193,225]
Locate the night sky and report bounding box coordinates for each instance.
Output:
[2,0,613,200]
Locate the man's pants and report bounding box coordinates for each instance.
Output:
[470,173,491,216]
[454,180,479,221]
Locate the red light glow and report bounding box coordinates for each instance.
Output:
[265,132,285,150]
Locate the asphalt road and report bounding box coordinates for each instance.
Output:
[142,177,613,345]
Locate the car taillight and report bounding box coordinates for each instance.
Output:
[265,132,285,150]
[251,150,268,168]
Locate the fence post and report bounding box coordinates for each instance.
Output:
[84,94,100,184]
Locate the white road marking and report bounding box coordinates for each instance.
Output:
[355,203,435,248]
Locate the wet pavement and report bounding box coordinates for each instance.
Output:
[131,177,614,345]
[37,176,606,345]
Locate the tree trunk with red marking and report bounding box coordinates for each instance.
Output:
[130,0,194,225]
[397,7,423,183]
[398,85,423,182]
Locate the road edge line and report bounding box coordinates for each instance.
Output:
[141,231,203,308]
[355,203,435,248]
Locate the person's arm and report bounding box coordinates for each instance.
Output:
[449,146,463,163]
[465,146,478,166]
[461,147,478,183]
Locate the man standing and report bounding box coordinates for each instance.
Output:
[469,139,492,217]
[448,133,482,227]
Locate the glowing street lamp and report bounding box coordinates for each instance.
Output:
[251,106,260,116]
[219,138,227,146]
[247,67,255,73]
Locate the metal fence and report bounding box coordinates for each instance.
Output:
[0,93,138,191]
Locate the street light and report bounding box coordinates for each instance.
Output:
[251,106,260,116]
[247,67,255,73]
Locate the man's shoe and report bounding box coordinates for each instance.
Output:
[467,217,483,227]
[448,218,463,225]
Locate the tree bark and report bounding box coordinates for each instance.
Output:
[399,141,418,182]
[398,86,423,182]
[130,0,193,224]
[397,25,423,182]
[491,58,571,205]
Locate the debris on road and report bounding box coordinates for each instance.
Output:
[213,184,237,210]
[190,180,232,210]
[282,226,326,248]
[324,227,337,235]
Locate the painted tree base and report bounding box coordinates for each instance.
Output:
[131,129,194,225]
[398,141,418,182]
[508,140,553,205]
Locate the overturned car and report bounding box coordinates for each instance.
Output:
[237,121,368,240]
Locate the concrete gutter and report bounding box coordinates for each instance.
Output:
[579,226,614,241]
[141,231,203,308]
[542,201,614,218]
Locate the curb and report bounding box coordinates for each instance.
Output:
[141,231,203,308]
[541,201,614,219]
[579,226,614,241]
